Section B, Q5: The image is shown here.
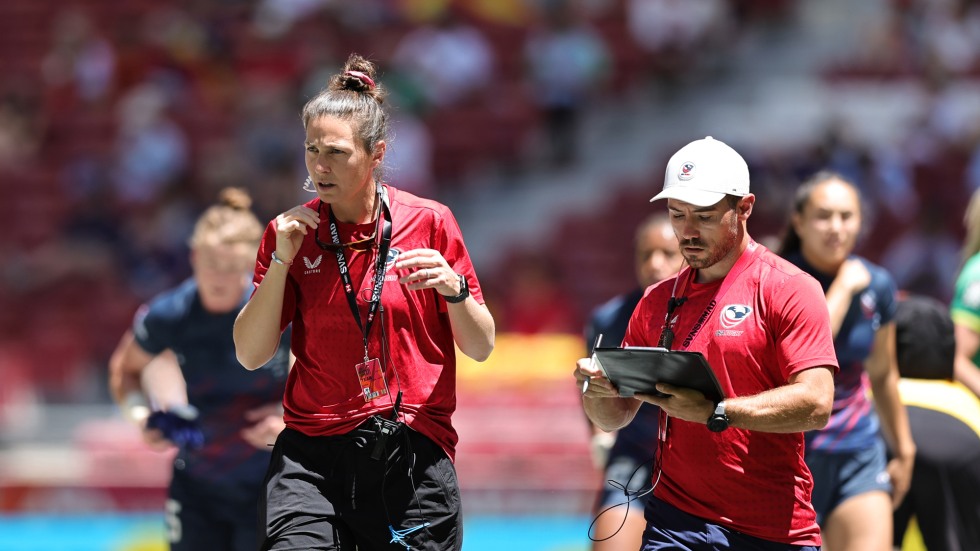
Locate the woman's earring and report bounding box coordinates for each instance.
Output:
[303,176,316,193]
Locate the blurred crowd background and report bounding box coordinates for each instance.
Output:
[2,0,980,546]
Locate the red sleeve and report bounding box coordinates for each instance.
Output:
[433,206,484,306]
[771,273,839,378]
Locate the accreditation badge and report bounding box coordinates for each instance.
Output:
[356,358,388,402]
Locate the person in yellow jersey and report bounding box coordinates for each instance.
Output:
[891,294,980,550]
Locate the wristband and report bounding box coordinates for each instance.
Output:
[271,251,293,266]
[123,391,151,424]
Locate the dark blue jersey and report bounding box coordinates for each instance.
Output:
[133,278,290,485]
[787,254,897,452]
[585,288,659,451]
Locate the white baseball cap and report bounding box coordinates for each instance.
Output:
[650,136,750,207]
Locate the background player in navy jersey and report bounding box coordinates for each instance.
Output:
[109,187,291,551]
[234,54,494,550]
[585,213,682,550]
[777,172,915,551]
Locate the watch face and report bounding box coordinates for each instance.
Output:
[707,415,728,433]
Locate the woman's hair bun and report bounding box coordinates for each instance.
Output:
[217,187,252,211]
[329,54,384,102]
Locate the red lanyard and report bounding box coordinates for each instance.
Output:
[662,240,761,351]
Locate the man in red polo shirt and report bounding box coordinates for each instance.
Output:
[576,136,838,550]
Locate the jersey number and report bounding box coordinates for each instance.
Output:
[165,498,182,543]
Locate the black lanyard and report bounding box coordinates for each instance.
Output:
[327,187,393,361]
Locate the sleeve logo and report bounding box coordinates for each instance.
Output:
[964,281,980,309]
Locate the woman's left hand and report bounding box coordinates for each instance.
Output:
[395,249,461,297]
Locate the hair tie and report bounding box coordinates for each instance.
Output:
[345,70,375,90]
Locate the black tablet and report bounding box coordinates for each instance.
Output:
[592,346,726,403]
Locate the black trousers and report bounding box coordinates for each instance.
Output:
[893,406,980,551]
[259,419,462,550]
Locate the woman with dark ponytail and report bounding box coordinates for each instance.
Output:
[234,54,495,550]
[778,171,915,551]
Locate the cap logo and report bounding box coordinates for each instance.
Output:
[678,162,695,181]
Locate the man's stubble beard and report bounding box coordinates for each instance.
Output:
[681,213,741,270]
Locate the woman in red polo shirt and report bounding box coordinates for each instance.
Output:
[234,53,495,551]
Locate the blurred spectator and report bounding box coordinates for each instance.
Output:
[4,212,121,297]
[385,96,435,197]
[853,8,916,76]
[237,80,300,176]
[0,343,42,444]
[967,131,980,193]
[867,142,917,220]
[524,0,609,166]
[253,0,330,38]
[0,86,43,169]
[919,0,980,76]
[625,0,730,57]
[41,8,116,105]
[119,195,197,300]
[392,8,495,109]
[140,5,211,74]
[111,81,189,207]
[495,252,581,334]
[881,209,960,303]
[397,0,531,27]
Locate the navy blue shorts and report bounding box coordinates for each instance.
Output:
[805,439,891,523]
[642,496,819,551]
[167,468,264,551]
[260,420,461,550]
[598,404,658,510]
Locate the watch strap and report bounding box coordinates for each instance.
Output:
[707,400,729,432]
[444,273,469,303]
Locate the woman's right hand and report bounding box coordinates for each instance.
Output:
[835,258,872,296]
[274,205,319,262]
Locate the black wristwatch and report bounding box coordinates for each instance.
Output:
[443,273,469,303]
[706,401,730,433]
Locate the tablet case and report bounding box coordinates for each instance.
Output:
[592,346,726,403]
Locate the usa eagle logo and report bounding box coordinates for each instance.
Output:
[720,304,752,329]
[678,162,696,181]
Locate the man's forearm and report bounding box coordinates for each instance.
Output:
[583,396,640,432]
[725,369,834,433]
